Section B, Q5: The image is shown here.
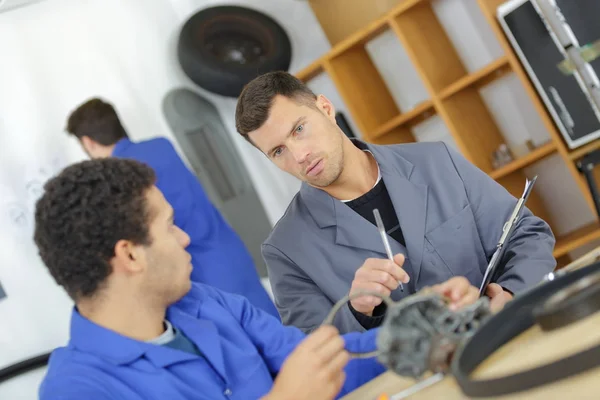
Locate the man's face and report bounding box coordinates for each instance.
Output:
[248,95,345,188]
[138,186,192,304]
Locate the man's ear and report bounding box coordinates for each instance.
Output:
[80,136,95,156]
[112,239,145,274]
[316,94,337,122]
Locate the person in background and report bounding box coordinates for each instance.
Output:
[65,98,278,318]
[34,158,385,400]
[234,71,556,334]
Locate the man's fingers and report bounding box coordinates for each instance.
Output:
[300,326,339,351]
[450,286,479,310]
[485,283,504,298]
[376,260,410,284]
[362,257,410,284]
[351,282,391,298]
[361,269,399,291]
[327,349,350,375]
[315,334,346,364]
[393,253,406,267]
[433,276,469,301]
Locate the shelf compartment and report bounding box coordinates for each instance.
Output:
[370,126,416,146]
[326,17,391,62]
[431,0,505,73]
[370,101,435,140]
[439,56,510,100]
[295,60,325,83]
[440,86,506,174]
[490,142,556,180]
[554,222,600,258]
[305,71,363,139]
[390,1,468,93]
[365,29,430,113]
[326,43,401,135]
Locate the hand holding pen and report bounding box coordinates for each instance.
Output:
[347,209,410,316]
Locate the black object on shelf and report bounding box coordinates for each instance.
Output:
[577,148,600,219]
[336,112,356,139]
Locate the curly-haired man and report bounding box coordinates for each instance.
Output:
[34,158,385,400]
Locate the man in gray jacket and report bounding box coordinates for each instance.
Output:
[234,71,556,334]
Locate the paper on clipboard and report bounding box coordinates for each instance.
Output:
[478,176,538,296]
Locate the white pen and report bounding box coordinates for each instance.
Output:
[373,208,404,292]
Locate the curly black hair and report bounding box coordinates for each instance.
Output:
[34,158,156,301]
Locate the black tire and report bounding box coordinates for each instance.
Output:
[177,6,292,97]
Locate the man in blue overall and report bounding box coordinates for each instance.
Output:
[65,98,278,318]
[34,158,385,400]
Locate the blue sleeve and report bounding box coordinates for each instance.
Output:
[40,378,115,400]
[205,284,305,373]
[206,285,385,396]
[443,143,556,293]
[209,288,385,390]
[337,329,387,397]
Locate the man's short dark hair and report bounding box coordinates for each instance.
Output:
[235,71,317,141]
[34,158,156,301]
[66,98,128,145]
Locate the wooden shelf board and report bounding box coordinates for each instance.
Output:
[389,0,428,18]
[554,221,600,258]
[568,139,600,161]
[439,56,510,100]
[327,18,389,62]
[370,100,435,139]
[489,142,556,180]
[295,60,325,82]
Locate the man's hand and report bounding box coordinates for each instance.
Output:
[430,276,479,311]
[485,283,513,313]
[265,326,349,400]
[349,254,409,316]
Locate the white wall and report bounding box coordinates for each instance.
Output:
[0,0,332,397]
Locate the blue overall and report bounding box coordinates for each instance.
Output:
[39,284,386,399]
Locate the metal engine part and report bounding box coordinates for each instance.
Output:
[323,289,492,380]
[377,290,491,379]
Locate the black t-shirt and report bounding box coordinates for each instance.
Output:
[345,176,405,329]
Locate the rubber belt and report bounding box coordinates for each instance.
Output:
[451,262,600,397]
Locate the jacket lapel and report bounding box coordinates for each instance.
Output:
[300,183,404,256]
[377,152,428,284]
[165,307,229,382]
[300,141,428,283]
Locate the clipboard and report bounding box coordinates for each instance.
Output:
[478,175,538,296]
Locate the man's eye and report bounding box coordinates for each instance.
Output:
[296,124,304,133]
[273,148,283,157]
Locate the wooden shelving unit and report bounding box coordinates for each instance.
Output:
[295,0,600,263]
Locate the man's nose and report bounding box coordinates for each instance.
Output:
[289,143,310,164]
[178,226,191,248]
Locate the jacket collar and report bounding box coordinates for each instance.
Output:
[111,137,133,156]
[68,295,228,381]
[300,139,428,283]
